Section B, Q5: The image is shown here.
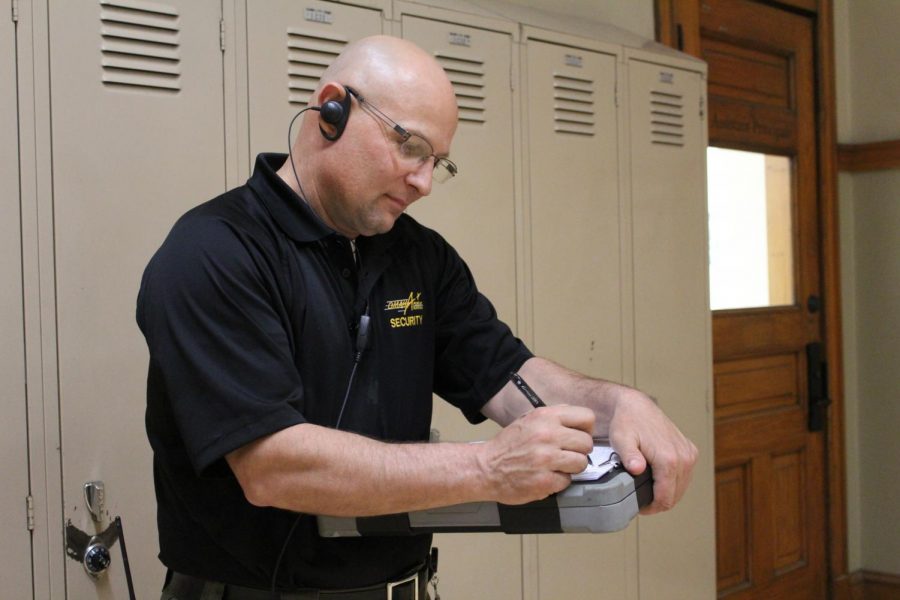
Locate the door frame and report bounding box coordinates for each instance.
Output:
[654,1,850,597]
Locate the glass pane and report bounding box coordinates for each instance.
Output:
[707,147,795,311]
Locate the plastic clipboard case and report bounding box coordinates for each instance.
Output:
[317,466,653,537]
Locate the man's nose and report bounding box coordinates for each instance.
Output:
[405,160,434,197]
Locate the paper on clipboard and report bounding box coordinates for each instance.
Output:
[572,444,621,482]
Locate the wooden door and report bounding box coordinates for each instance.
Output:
[700,1,828,598]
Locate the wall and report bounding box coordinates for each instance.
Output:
[834,0,900,576]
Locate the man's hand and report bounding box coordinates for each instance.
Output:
[607,390,698,515]
[478,405,595,505]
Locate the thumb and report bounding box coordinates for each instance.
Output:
[619,447,647,475]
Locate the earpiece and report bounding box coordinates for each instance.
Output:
[315,87,353,141]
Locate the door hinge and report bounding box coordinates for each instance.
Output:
[26,495,34,531]
[11,0,19,23]
[219,18,225,52]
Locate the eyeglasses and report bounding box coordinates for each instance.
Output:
[345,85,458,184]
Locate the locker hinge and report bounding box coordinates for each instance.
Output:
[26,495,35,531]
[11,0,19,23]
[219,18,225,52]
[699,95,705,119]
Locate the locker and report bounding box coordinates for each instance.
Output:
[47,1,227,597]
[523,36,633,600]
[524,40,622,384]
[399,13,518,446]
[246,0,384,165]
[398,11,523,600]
[626,56,716,599]
[1,10,33,599]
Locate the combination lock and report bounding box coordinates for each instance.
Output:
[83,542,113,575]
[66,520,118,578]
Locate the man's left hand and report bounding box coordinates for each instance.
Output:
[607,391,698,515]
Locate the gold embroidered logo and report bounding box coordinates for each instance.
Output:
[384,292,425,328]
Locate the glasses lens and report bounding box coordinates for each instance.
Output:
[399,136,432,162]
[433,158,457,184]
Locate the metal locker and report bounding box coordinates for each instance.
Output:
[246,0,384,165]
[1,9,33,599]
[524,39,623,385]
[626,56,716,599]
[47,0,227,596]
[398,11,523,600]
[522,36,634,600]
[399,13,518,446]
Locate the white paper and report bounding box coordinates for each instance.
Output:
[571,444,621,481]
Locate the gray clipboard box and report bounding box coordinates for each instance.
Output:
[317,467,653,537]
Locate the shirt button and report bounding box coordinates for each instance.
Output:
[341,268,352,278]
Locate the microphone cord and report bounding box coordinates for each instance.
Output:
[268,213,368,596]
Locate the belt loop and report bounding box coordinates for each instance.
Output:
[386,570,418,600]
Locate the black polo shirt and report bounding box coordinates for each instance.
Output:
[136,153,532,590]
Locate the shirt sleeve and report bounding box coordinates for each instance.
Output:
[426,231,534,423]
[137,211,305,475]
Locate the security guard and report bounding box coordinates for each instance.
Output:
[138,35,698,599]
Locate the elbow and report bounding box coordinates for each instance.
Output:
[226,449,279,508]
[239,473,275,508]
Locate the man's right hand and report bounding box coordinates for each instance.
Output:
[478,405,595,505]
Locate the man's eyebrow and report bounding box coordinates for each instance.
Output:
[409,128,450,158]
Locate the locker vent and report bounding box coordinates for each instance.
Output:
[650,90,685,146]
[288,28,348,106]
[99,0,181,93]
[435,53,486,124]
[553,74,594,136]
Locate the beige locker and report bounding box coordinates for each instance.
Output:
[398,11,523,600]
[523,37,634,600]
[1,10,33,598]
[47,1,227,597]
[245,0,383,165]
[400,13,518,445]
[627,56,716,598]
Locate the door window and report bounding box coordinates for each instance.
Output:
[707,147,795,310]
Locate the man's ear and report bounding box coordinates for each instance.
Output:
[314,83,352,141]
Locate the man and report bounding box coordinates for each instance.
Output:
[138,35,697,599]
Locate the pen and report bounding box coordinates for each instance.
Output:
[509,371,593,465]
[509,371,546,408]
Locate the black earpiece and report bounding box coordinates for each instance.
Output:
[316,87,353,141]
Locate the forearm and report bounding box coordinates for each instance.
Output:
[228,423,492,517]
[492,356,645,437]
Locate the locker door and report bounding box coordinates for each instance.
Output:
[401,16,522,600]
[627,59,716,598]
[48,1,226,597]
[524,39,633,600]
[401,15,517,444]
[246,0,383,164]
[1,11,33,599]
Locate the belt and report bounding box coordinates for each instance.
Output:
[163,564,429,600]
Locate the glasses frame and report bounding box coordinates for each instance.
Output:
[344,85,458,183]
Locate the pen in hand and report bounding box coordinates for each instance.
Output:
[508,371,546,408]
[509,372,593,465]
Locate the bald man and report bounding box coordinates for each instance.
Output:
[138,35,697,599]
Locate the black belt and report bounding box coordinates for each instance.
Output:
[163,564,429,600]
